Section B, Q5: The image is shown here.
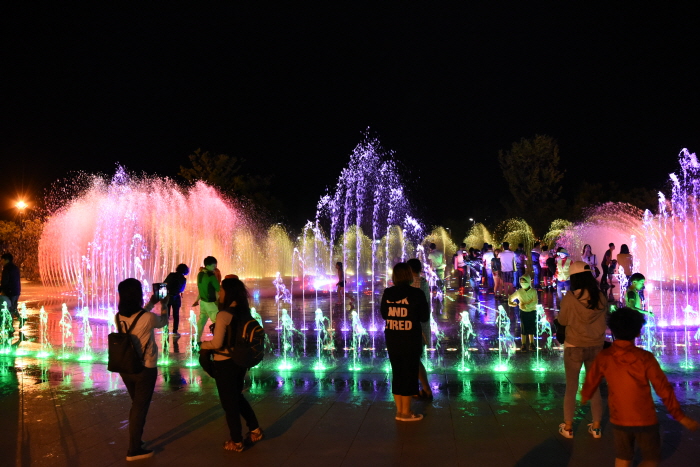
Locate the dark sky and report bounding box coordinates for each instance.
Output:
[2,4,699,229]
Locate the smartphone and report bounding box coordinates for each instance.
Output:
[153,282,168,300]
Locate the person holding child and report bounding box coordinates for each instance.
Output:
[508,275,538,352]
[581,307,698,466]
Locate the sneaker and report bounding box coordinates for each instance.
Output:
[520,346,528,352]
[558,423,573,438]
[588,423,602,438]
[396,413,423,422]
[126,448,154,461]
[530,345,537,352]
[244,427,264,445]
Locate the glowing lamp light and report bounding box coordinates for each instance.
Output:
[15,200,28,210]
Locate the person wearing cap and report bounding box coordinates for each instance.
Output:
[508,275,538,352]
[556,261,608,439]
[555,248,573,307]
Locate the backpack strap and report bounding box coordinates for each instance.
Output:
[212,309,235,355]
[116,310,149,359]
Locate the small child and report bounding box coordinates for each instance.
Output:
[508,275,538,352]
[625,272,653,316]
[335,262,345,305]
[581,307,698,466]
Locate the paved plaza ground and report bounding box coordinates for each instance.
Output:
[2,281,700,466]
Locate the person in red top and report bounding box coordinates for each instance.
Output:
[581,308,698,467]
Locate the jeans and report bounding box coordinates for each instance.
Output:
[485,269,494,289]
[213,359,259,442]
[557,280,570,305]
[456,266,467,287]
[167,294,182,333]
[120,367,158,454]
[531,264,540,288]
[197,300,218,341]
[564,346,603,423]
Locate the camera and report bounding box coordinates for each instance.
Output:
[152,282,168,300]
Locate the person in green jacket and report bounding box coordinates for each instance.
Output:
[192,256,221,342]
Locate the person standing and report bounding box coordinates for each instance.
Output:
[381,263,430,421]
[581,244,598,281]
[581,308,698,466]
[482,245,495,292]
[192,256,221,343]
[115,278,169,461]
[601,243,615,288]
[617,244,634,283]
[492,249,503,299]
[509,275,538,352]
[163,263,189,335]
[427,243,446,294]
[531,241,542,289]
[499,242,516,296]
[513,243,527,288]
[0,253,21,320]
[556,261,607,439]
[407,258,433,401]
[200,277,263,452]
[453,243,468,295]
[555,249,573,307]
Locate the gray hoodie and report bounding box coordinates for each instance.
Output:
[557,289,607,347]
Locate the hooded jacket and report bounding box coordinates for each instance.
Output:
[557,288,607,347]
[508,276,537,311]
[581,340,685,426]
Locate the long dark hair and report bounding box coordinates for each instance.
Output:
[221,277,252,319]
[570,272,602,309]
[118,278,143,317]
[620,244,630,254]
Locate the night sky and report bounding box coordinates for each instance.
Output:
[3,4,699,229]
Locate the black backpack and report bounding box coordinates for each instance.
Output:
[216,310,265,369]
[108,311,149,374]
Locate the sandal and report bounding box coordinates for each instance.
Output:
[396,412,423,422]
[223,440,244,452]
[244,428,264,445]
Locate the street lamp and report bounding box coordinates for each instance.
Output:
[15,200,28,267]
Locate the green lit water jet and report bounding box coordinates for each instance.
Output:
[58,303,74,359]
[78,307,94,361]
[495,305,515,372]
[36,306,52,358]
[278,308,296,370]
[185,310,198,367]
[349,310,366,371]
[457,310,475,372]
[0,302,12,354]
[313,308,330,370]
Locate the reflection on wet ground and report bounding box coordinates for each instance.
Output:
[2,282,700,466]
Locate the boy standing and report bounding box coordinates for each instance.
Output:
[581,308,698,466]
[625,272,653,316]
[192,256,221,342]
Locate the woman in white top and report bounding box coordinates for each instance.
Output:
[581,244,598,280]
[116,278,168,461]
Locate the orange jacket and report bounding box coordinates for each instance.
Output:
[581,340,685,426]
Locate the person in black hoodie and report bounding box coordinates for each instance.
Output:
[163,263,189,335]
[381,262,430,421]
[0,253,21,319]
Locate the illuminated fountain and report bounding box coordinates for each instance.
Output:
[39,167,260,319]
[0,302,12,354]
[36,307,51,358]
[533,305,553,371]
[349,310,367,371]
[278,308,296,370]
[79,308,93,361]
[457,310,475,372]
[59,303,74,358]
[495,305,516,371]
[313,308,330,370]
[558,149,700,327]
[185,310,198,367]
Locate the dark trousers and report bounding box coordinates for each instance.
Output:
[532,264,540,288]
[8,295,19,318]
[167,294,182,332]
[213,359,259,443]
[120,367,158,454]
[601,264,609,285]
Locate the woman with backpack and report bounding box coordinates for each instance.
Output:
[115,278,169,461]
[200,277,263,452]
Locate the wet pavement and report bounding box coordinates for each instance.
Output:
[2,280,700,466]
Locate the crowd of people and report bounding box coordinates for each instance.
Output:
[2,242,697,465]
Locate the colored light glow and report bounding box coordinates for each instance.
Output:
[15,200,28,210]
[78,354,94,361]
[493,364,509,372]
